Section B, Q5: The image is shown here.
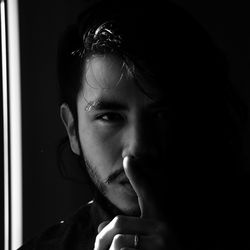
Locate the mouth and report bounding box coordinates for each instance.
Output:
[120,178,130,185]
[119,177,137,196]
[117,174,132,186]
[106,170,137,195]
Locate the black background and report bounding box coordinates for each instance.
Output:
[0,0,249,247]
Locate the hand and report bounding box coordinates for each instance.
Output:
[94,156,176,250]
[94,215,167,250]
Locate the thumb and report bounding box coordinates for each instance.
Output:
[123,156,157,218]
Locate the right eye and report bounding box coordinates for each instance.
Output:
[151,108,169,121]
[155,110,168,120]
[96,112,124,124]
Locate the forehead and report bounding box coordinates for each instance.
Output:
[78,54,164,106]
[84,54,125,90]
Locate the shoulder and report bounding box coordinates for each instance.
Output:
[18,201,96,250]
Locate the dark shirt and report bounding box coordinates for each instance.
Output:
[18,182,250,250]
[18,200,108,250]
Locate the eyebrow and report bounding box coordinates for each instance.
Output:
[85,99,128,112]
[84,98,169,112]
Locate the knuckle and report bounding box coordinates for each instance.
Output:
[112,234,125,249]
[113,233,123,243]
[95,233,103,244]
[112,215,125,231]
[94,234,104,249]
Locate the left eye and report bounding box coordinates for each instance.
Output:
[154,109,168,120]
[96,113,124,123]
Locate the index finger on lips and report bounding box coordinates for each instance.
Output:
[123,156,158,219]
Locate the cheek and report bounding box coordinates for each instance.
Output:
[152,121,173,158]
[78,122,123,178]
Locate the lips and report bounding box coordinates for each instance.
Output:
[109,170,134,192]
[120,179,130,185]
[117,175,133,188]
[118,174,130,185]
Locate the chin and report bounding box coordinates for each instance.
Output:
[124,205,141,217]
[107,183,141,216]
[116,194,141,216]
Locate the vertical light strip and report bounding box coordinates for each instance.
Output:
[7,0,23,249]
[0,1,9,250]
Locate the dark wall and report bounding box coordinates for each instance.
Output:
[172,0,250,163]
[19,0,95,244]
[174,0,250,101]
[19,0,249,245]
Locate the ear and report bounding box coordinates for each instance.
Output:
[60,103,80,155]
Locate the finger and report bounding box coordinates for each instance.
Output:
[94,215,155,250]
[113,234,167,250]
[123,156,158,218]
[98,220,110,233]
[109,234,135,250]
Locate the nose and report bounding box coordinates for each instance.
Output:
[122,118,156,159]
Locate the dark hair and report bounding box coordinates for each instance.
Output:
[57,0,248,179]
[57,0,231,115]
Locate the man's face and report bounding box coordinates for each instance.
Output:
[73,54,169,215]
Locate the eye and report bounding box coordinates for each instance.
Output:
[96,112,124,123]
[154,109,169,120]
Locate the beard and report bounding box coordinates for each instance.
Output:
[77,143,129,218]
